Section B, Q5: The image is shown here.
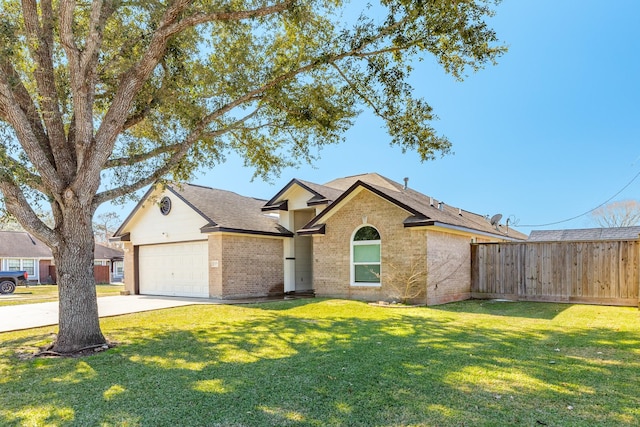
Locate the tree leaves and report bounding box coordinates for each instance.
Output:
[0,0,505,225]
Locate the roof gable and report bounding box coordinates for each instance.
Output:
[114,185,211,243]
[262,179,343,211]
[115,183,292,239]
[300,175,527,240]
[300,180,420,231]
[324,173,403,192]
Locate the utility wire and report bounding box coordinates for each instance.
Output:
[517,168,640,228]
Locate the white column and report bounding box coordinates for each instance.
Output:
[281,211,295,292]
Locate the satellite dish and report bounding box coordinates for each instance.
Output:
[490,213,503,226]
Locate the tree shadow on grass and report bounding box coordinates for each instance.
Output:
[431,299,574,320]
[0,300,638,426]
[243,297,323,311]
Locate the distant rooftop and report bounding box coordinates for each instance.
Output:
[528,226,640,242]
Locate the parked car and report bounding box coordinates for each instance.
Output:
[0,271,29,294]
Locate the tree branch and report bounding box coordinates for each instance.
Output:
[0,176,57,248]
[330,63,389,121]
[0,60,51,157]
[80,0,114,74]
[96,35,387,202]
[95,105,263,204]
[167,0,295,31]
[122,97,159,131]
[93,0,294,170]
[22,0,74,176]
[58,0,80,55]
[104,144,182,169]
[87,0,194,193]
[0,65,64,193]
[60,0,95,168]
[0,152,47,194]
[93,140,193,207]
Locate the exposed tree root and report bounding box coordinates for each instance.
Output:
[32,342,116,358]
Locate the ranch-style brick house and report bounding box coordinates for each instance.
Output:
[113,173,527,304]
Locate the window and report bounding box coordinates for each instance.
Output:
[7,259,20,271]
[114,261,124,276]
[159,196,172,215]
[6,259,35,276]
[21,259,35,276]
[352,225,381,286]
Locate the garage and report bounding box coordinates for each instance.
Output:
[114,184,290,299]
[138,241,209,297]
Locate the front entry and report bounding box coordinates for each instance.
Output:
[284,209,315,293]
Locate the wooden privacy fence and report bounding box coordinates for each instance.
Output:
[47,265,111,284]
[471,240,640,306]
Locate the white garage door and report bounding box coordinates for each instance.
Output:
[139,241,209,297]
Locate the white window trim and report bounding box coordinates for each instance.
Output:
[350,225,381,287]
[113,261,124,276]
[4,258,38,279]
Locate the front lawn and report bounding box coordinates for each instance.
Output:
[0,299,638,426]
[0,284,124,307]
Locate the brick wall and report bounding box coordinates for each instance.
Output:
[207,234,223,297]
[209,234,284,298]
[313,188,428,302]
[123,241,135,294]
[425,230,472,305]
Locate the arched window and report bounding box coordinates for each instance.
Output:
[351,225,381,286]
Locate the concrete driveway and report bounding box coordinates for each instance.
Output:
[0,295,220,333]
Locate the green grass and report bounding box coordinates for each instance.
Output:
[1,299,639,426]
[0,284,124,307]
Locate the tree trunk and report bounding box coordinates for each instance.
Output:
[51,205,106,354]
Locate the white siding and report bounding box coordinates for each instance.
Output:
[126,188,209,246]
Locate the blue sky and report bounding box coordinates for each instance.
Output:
[105,1,640,236]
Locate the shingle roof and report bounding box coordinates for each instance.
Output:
[297,179,344,204]
[94,244,124,260]
[324,173,403,192]
[528,227,640,242]
[303,173,528,240]
[262,178,344,210]
[0,231,128,260]
[169,184,293,236]
[0,231,53,258]
[117,174,527,241]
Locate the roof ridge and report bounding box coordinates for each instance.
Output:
[181,182,215,190]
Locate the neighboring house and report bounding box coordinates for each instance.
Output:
[94,244,126,283]
[0,231,54,283]
[0,230,125,284]
[114,173,527,304]
[529,226,640,242]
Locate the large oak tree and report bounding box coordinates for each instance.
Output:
[0,0,505,353]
